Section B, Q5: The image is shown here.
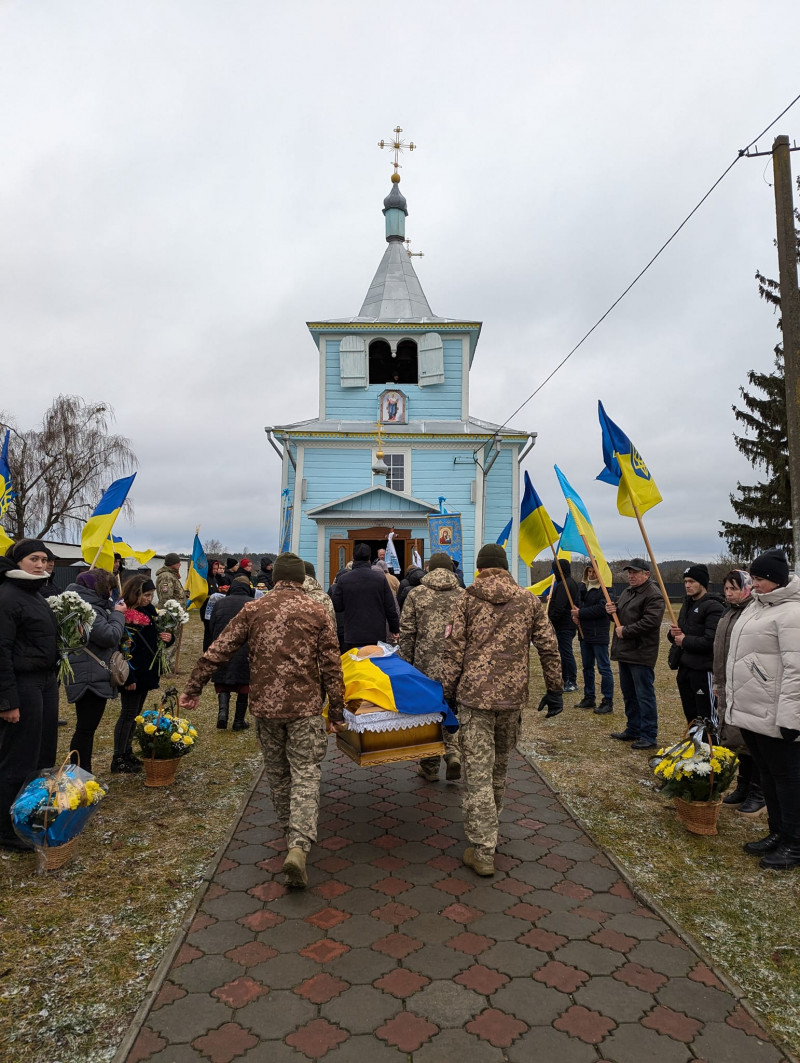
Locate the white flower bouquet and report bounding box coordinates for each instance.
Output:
[48,591,95,684]
[150,599,190,676]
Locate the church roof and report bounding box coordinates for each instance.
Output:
[269,415,531,440]
[357,238,437,321]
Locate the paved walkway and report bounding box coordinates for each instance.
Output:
[118,746,790,1063]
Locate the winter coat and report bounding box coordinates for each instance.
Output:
[610,578,666,668]
[711,595,753,747]
[0,570,59,713]
[576,583,614,645]
[155,565,185,608]
[63,582,125,703]
[256,560,274,590]
[40,577,60,599]
[124,602,171,695]
[667,591,725,671]
[549,561,580,632]
[330,559,400,647]
[397,567,424,610]
[185,581,346,723]
[439,568,563,712]
[725,575,800,740]
[399,568,464,682]
[303,576,336,627]
[209,581,254,687]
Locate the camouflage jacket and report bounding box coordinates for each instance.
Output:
[303,576,336,627]
[399,568,464,683]
[184,581,345,722]
[155,565,186,608]
[439,568,563,712]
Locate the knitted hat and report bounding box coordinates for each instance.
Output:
[428,552,454,571]
[76,570,100,590]
[272,551,306,584]
[226,557,238,569]
[239,557,252,569]
[8,539,48,564]
[476,544,509,570]
[683,564,710,589]
[750,548,790,587]
[354,543,371,562]
[304,561,316,578]
[141,579,156,593]
[164,552,180,567]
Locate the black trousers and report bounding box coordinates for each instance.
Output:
[69,690,108,774]
[555,627,577,685]
[741,728,800,841]
[0,671,59,844]
[114,687,148,760]
[676,665,713,724]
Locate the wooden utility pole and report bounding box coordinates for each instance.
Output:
[772,136,800,570]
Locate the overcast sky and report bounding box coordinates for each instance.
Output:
[0,1,797,562]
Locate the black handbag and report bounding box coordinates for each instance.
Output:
[667,642,683,671]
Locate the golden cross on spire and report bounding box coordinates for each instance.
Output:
[404,239,424,259]
[378,125,416,178]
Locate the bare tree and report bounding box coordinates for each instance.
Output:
[203,538,225,556]
[1,395,136,541]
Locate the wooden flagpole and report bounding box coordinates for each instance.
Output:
[623,491,678,626]
[576,530,620,627]
[532,503,582,635]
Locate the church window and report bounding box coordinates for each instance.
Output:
[369,339,418,384]
[384,454,405,492]
[339,335,367,388]
[418,332,444,386]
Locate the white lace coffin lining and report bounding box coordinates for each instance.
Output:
[343,708,444,733]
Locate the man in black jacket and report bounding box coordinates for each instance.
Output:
[330,543,400,650]
[549,560,580,692]
[667,564,724,725]
[608,558,666,750]
[209,575,255,731]
[572,564,614,713]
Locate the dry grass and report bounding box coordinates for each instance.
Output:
[521,625,800,1056]
[0,616,262,1063]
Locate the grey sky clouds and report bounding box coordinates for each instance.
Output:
[0,1,797,560]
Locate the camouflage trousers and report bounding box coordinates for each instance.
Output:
[459,705,521,861]
[419,726,461,774]
[255,715,328,853]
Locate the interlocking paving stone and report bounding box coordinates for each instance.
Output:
[119,746,788,1063]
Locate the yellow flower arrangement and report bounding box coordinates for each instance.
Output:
[652,738,737,802]
[134,688,199,760]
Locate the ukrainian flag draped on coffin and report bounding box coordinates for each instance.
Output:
[554,466,612,587]
[341,652,459,730]
[80,474,136,571]
[0,430,14,552]
[597,401,662,517]
[185,534,209,610]
[518,472,559,565]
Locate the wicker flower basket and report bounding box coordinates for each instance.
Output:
[143,757,180,788]
[41,836,78,870]
[674,796,722,836]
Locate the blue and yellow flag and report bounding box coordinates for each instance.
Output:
[0,431,13,553]
[597,401,662,517]
[554,466,612,586]
[341,652,459,729]
[111,535,156,567]
[81,474,136,571]
[185,534,209,610]
[519,472,559,566]
[496,519,513,549]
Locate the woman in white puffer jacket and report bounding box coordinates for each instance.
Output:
[726,548,800,870]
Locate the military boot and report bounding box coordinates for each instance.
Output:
[216,692,230,730]
[232,693,250,732]
[283,847,308,889]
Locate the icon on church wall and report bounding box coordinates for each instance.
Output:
[379,389,407,424]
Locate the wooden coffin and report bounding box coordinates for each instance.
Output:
[336,719,445,767]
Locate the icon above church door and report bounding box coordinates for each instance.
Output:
[379,389,407,424]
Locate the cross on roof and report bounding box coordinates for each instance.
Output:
[378,126,416,177]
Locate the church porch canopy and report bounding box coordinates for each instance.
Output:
[305,485,440,525]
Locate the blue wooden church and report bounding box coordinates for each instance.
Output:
[266,172,534,587]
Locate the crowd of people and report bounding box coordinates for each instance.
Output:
[1,536,799,880]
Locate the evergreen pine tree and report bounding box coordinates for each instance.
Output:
[719,180,798,563]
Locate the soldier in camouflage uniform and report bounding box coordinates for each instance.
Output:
[180,552,345,889]
[155,553,186,673]
[440,543,563,877]
[302,562,337,628]
[399,552,464,782]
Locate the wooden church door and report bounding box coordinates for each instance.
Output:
[329,539,352,582]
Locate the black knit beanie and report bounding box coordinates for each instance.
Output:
[304,561,316,578]
[683,564,710,589]
[9,539,48,564]
[476,544,509,571]
[428,552,454,571]
[272,552,306,584]
[750,549,790,587]
[354,543,371,562]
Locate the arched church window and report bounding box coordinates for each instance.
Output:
[368,339,418,385]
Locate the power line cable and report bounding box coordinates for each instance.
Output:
[488,89,800,442]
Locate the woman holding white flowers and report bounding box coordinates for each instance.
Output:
[64,569,126,774]
[0,540,59,851]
